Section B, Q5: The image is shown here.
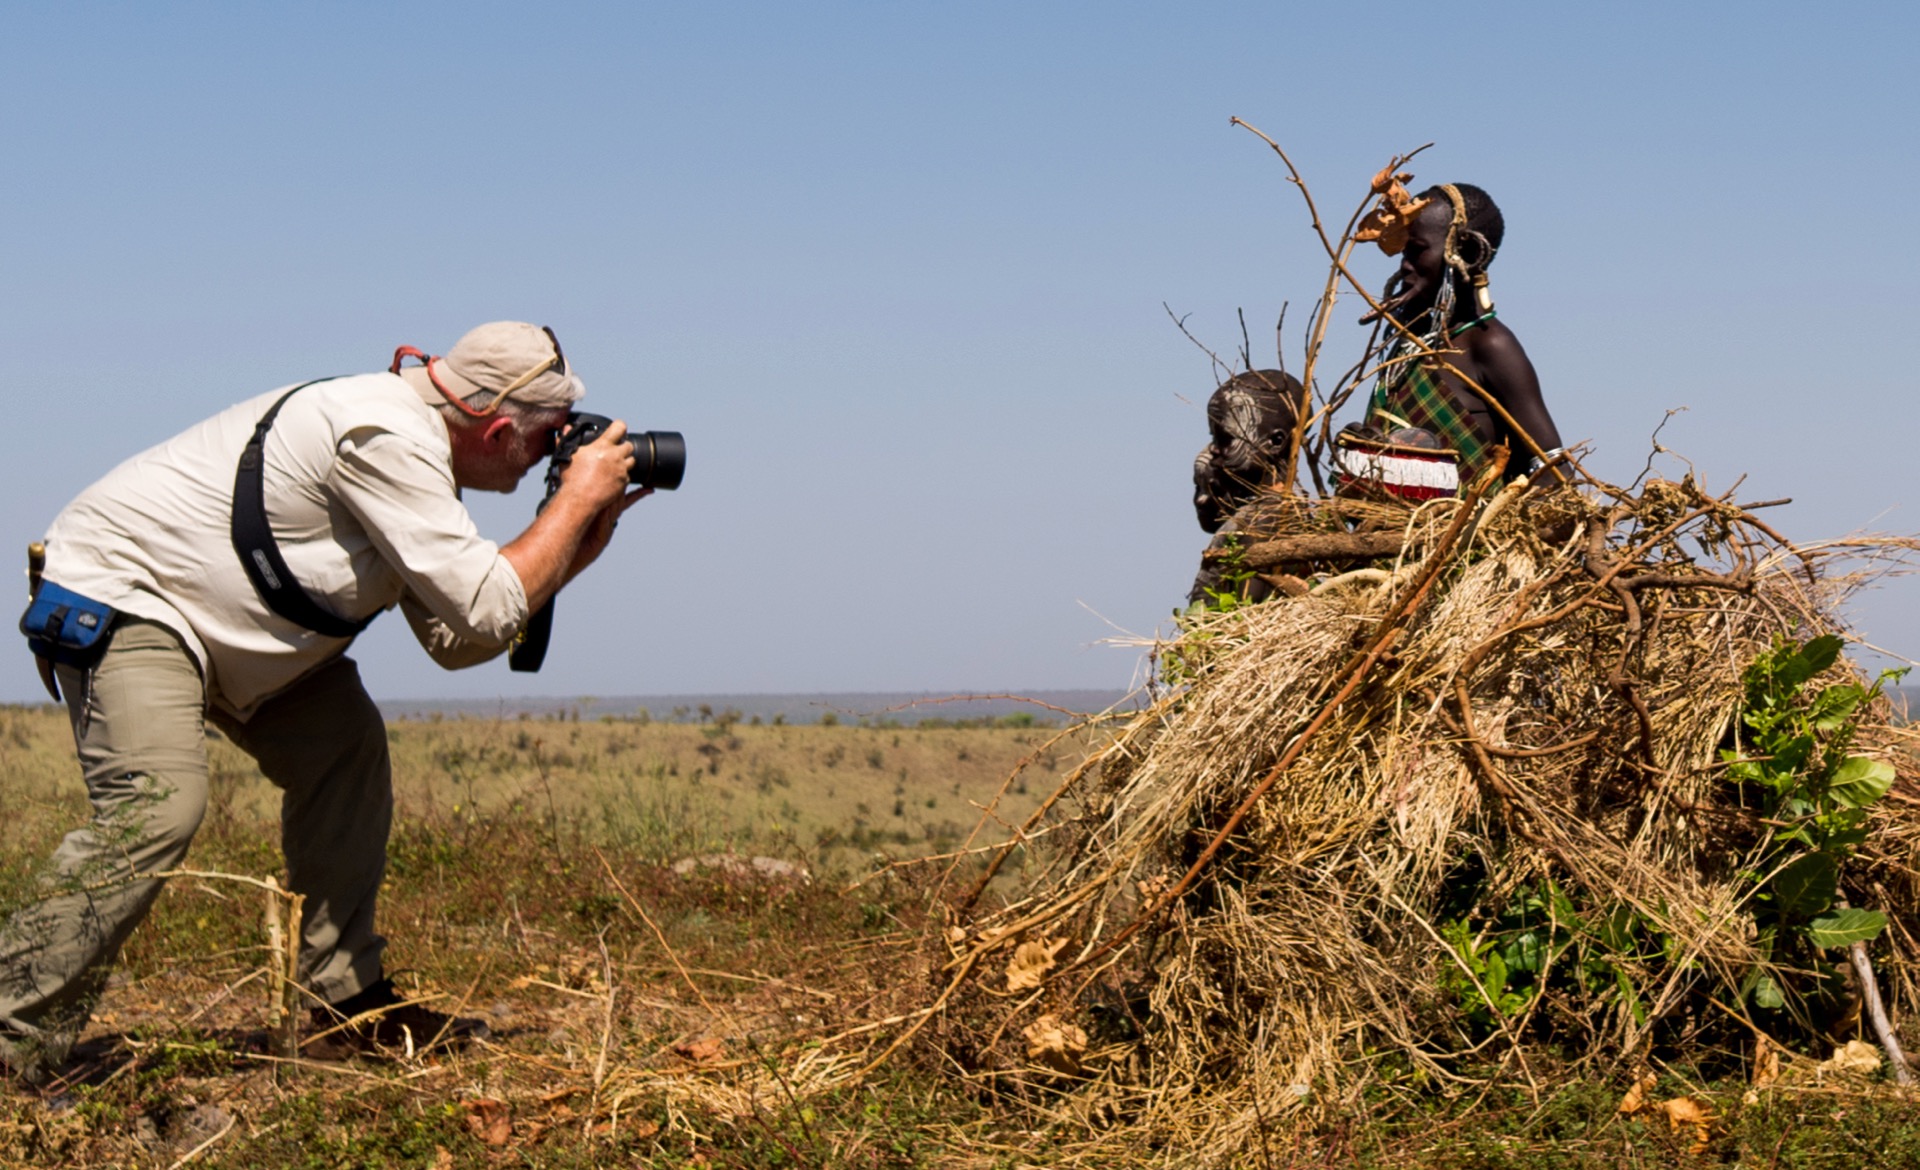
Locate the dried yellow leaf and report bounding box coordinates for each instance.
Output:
[1354,164,1432,255]
[1817,1038,1882,1080]
[1023,1013,1088,1074]
[1654,1095,1716,1152]
[1753,1033,1780,1089]
[672,1036,726,1063]
[1368,164,1415,194]
[463,1098,514,1147]
[1656,1096,1714,1128]
[1005,936,1068,992]
[1616,1070,1658,1114]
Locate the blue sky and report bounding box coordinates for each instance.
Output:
[3,2,1915,701]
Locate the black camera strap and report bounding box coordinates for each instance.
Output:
[508,599,554,672]
[230,378,375,640]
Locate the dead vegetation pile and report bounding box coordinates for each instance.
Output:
[912,461,1917,1159]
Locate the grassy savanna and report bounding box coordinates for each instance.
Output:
[2,702,1920,1167]
[0,701,1078,1168]
[378,708,1074,870]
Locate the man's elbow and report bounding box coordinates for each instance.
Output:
[413,611,520,668]
[436,588,529,649]
[426,639,511,671]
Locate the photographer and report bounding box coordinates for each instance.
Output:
[2,322,645,1082]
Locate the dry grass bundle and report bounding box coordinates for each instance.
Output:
[911,466,1919,1160]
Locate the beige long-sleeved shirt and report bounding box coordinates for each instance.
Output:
[42,373,529,718]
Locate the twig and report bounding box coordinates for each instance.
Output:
[594,928,618,1091]
[1164,302,1237,383]
[594,847,721,1022]
[937,722,1086,891]
[1847,938,1913,1085]
[264,876,289,1057]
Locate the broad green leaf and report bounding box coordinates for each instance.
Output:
[1812,684,1865,732]
[1549,885,1576,922]
[1796,635,1845,679]
[1772,734,1814,773]
[1616,967,1647,1025]
[1751,973,1785,1009]
[1484,951,1508,998]
[1507,931,1545,974]
[1598,905,1638,952]
[1807,908,1887,949]
[1828,757,1895,809]
[1772,852,1838,917]
[1814,809,1869,842]
[1774,657,1812,690]
[1823,827,1871,850]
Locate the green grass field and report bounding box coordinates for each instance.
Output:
[5,701,1920,1168]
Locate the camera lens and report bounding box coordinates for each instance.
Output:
[629,431,685,491]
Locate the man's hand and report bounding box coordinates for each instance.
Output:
[568,488,652,580]
[501,419,645,614]
[556,419,637,512]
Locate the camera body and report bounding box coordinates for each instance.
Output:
[543,412,686,498]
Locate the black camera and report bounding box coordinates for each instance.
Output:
[510,412,687,674]
[543,411,686,496]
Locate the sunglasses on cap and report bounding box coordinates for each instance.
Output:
[389,326,568,418]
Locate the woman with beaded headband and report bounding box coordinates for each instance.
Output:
[1349,174,1564,485]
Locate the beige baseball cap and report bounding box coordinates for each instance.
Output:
[396,321,585,413]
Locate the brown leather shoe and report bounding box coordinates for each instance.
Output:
[303,978,490,1060]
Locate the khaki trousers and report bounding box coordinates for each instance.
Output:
[0,620,390,1073]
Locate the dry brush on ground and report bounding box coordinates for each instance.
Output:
[899,462,1919,1162]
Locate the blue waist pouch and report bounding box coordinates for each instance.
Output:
[20,581,119,669]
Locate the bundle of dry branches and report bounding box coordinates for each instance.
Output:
[912,467,1918,1159]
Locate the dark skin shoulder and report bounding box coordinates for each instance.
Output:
[1439,316,1561,460]
[1392,200,1562,462]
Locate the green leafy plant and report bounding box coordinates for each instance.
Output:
[1198,534,1260,612]
[1439,881,1658,1034]
[1726,634,1906,1013]
[1161,538,1264,688]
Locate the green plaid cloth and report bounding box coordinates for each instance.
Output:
[1367,349,1500,484]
